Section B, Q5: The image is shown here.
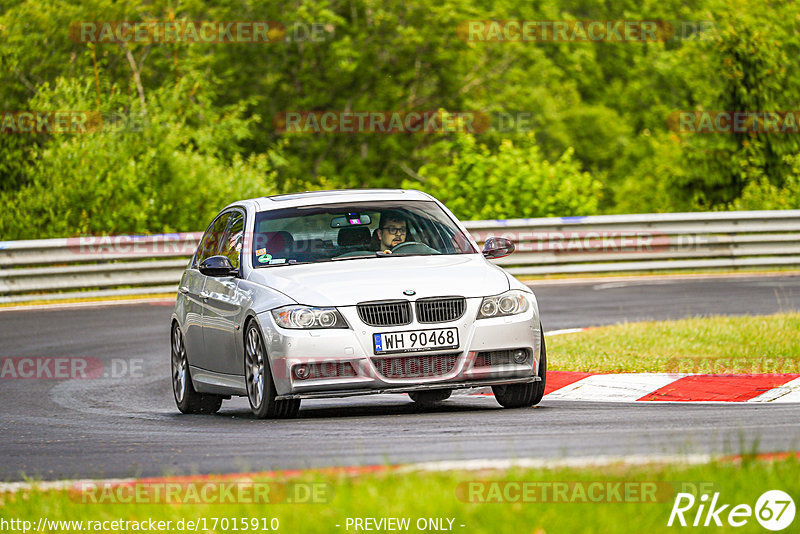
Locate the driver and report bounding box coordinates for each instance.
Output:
[375,211,407,252]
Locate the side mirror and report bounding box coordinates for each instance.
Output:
[482,237,515,259]
[199,255,235,277]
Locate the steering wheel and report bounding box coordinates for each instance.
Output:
[391,241,439,254]
[391,241,423,251]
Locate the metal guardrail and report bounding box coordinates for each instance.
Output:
[2,210,799,303]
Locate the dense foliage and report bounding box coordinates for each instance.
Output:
[2,0,799,238]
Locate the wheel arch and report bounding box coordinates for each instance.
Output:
[242,311,262,353]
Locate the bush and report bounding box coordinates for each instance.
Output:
[731,155,800,210]
[403,133,602,221]
[0,76,281,239]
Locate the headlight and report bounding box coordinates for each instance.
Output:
[271,305,349,329]
[476,290,530,319]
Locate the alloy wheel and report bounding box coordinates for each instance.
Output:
[171,325,187,403]
[245,325,266,408]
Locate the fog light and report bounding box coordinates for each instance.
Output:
[513,349,528,364]
[294,364,311,379]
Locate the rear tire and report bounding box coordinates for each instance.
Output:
[245,321,301,419]
[408,389,452,405]
[493,326,547,408]
[171,323,223,414]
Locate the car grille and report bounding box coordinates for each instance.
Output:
[372,354,459,379]
[357,300,412,327]
[474,350,514,367]
[416,297,466,323]
[305,362,357,379]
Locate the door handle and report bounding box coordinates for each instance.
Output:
[199,291,210,300]
[179,287,189,294]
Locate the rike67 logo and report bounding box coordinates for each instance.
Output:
[668,490,795,530]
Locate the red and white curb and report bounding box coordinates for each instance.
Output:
[469,372,800,403]
[542,372,800,403]
[482,327,800,403]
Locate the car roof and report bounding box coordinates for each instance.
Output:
[247,189,436,211]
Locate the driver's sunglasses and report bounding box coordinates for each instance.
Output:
[381,226,407,235]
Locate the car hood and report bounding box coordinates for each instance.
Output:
[246,254,511,306]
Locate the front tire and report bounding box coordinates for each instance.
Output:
[245,321,300,419]
[493,326,547,408]
[171,323,223,414]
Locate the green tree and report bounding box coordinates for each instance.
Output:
[0,74,280,239]
[404,133,602,220]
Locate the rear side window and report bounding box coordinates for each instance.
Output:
[194,212,232,268]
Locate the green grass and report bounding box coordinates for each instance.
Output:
[2,456,798,533]
[548,313,800,373]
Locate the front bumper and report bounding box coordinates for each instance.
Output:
[274,376,540,400]
[259,296,541,397]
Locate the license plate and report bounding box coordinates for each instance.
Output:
[373,328,459,354]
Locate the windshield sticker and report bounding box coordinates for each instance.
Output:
[257,253,272,263]
[255,248,266,256]
[268,258,287,264]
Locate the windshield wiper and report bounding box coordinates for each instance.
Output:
[256,260,314,267]
[331,252,381,261]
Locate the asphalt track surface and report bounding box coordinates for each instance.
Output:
[1,274,800,481]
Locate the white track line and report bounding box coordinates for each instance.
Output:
[525,271,800,287]
[398,454,714,473]
[545,328,587,336]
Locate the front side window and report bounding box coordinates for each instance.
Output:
[251,200,477,268]
[219,211,245,269]
[194,212,232,268]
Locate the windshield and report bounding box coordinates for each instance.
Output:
[251,200,477,267]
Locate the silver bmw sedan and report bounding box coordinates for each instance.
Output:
[170,189,546,418]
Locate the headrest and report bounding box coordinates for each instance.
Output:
[337,226,371,247]
[255,231,294,254]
